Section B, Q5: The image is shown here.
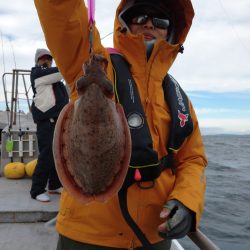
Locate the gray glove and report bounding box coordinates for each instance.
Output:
[158,199,195,239]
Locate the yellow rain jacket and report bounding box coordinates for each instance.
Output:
[35,0,207,248]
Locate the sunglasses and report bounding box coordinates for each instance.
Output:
[130,14,170,30]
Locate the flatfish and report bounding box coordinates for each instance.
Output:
[53,54,131,204]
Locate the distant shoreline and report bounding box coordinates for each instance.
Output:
[202,133,250,136]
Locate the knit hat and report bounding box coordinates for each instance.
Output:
[34,48,52,64]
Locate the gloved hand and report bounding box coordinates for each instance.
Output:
[158,199,195,239]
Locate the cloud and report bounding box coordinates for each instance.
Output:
[170,0,250,92]
[0,0,249,92]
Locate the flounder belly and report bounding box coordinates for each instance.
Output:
[53,85,131,204]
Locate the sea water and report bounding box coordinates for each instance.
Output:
[180,134,250,250]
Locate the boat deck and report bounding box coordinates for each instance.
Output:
[0,177,59,223]
[0,222,58,250]
[0,176,182,250]
[0,177,59,250]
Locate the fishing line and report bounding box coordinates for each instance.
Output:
[101,31,113,40]
[216,0,250,54]
[87,0,113,45]
[0,30,11,127]
[8,39,17,69]
[0,30,6,72]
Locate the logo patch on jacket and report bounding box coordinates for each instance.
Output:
[178,110,189,127]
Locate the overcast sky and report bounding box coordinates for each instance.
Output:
[0,0,250,133]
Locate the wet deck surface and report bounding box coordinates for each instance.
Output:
[0,222,58,250]
[0,177,59,223]
[0,177,59,250]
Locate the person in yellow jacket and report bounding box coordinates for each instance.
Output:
[34,0,207,249]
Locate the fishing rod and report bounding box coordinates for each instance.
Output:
[1,30,13,162]
[1,30,11,112]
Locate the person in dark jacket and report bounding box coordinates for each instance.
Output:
[30,48,69,202]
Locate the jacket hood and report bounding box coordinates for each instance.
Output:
[34,48,52,64]
[114,0,194,45]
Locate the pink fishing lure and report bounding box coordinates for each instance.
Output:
[87,0,95,26]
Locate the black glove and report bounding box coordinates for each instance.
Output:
[158,199,195,239]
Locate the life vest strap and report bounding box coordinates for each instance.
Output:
[118,187,154,249]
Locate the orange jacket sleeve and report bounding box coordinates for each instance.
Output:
[34,0,105,100]
[168,102,207,227]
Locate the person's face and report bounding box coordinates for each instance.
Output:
[128,12,169,41]
[37,55,53,67]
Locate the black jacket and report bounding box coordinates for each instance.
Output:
[31,64,69,122]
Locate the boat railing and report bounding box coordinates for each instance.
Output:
[187,229,221,250]
[2,69,31,128]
